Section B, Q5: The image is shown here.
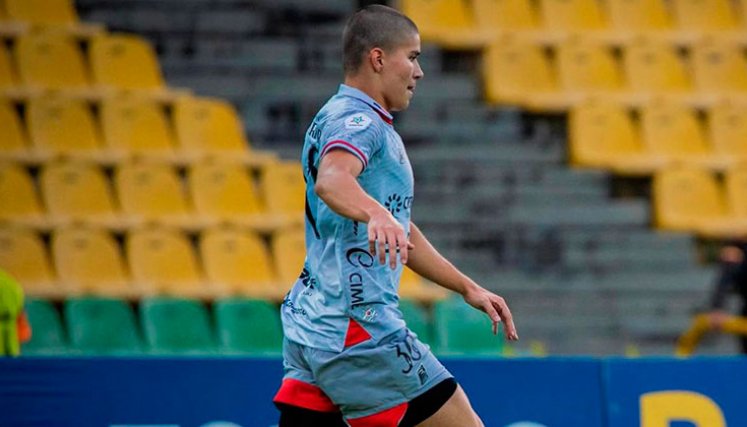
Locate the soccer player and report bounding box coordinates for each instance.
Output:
[707,243,747,354]
[0,269,31,357]
[273,5,518,426]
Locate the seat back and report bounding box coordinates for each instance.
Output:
[0,228,55,288]
[691,39,747,93]
[483,36,556,104]
[400,0,474,35]
[653,167,726,230]
[200,228,275,292]
[40,162,117,221]
[115,162,190,220]
[64,297,142,354]
[671,0,737,30]
[473,0,537,30]
[641,100,709,156]
[708,102,747,159]
[189,163,261,219]
[557,39,623,93]
[0,100,29,156]
[140,297,215,353]
[0,163,43,221]
[261,161,306,215]
[174,97,250,156]
[22,298,67,354]
[538,0,606,30]
[14,31,89,90]
[89,34,164,90]
[127,228,202,294]
[6,0,78,26]
[724,168,747,218]
[100,96,176,156]
[26,96,102,156]
[623,39,690,93]
[569,101,641,167]
[0,43,16,90]
[606,0,671,30]
[271,227,306,286]
[214,298,282,354]
[434,297,504,355]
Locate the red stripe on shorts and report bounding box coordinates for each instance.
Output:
[344,318,372,348]
[273,378,338,412]
[347,402,408,427]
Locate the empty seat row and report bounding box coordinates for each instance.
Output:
[403,0,747,48]
[1,0,84,27]
[569,100,747,174]
[0,94,274,165]
[23,296,502,356]
[0,160,303,231]
[484,36,747,110]
[653,166,747,237]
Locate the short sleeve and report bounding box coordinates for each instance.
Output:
[319,111,382,171]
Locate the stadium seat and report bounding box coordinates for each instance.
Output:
[0,228,58,298]
[398,266,447,303]
[0,100,31,161]
[652,167,734,235]
[640,99,725,169]
[260,161,306,224]
[0,43,17,92]
[5,0,78,26]
[51,227,133,298]
[127,227,208,298]
[537,0,606,31]
[26,96,106,161]
[271,227,306,287]
[556,39,624,97]
[89,34,166,92]
[200,227,282,300]
[213,297,282,354]
[400,0,488,48]
[100,95,178,161]
[690,39,747,97]
[22,298,67,355]
[139,297,216,354]
[606,0,672,33]
[398,298,433,345]
[433,297,504,356]
[189,162,275,229]
[724,168,747,220]
[482,35,559,108]
[569,100,667,174]
[173,96,264,163]
[622,38,691,97]
[115,162,194,228]
[671,0,738,31]
[0,163,45,226]
[40,161,120,227]
[707,102,747,164]
[64,297,142,354]
[14,31,90,93]
[472,0,537,31]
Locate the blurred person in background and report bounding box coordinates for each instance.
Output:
[707,241,747,354]
[0,269,31,357]
[272,4,517,427]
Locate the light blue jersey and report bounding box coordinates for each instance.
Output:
[281,84,414,352]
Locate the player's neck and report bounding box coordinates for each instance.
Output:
[343,75,390,112]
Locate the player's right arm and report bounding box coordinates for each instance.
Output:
[314,149,411,269]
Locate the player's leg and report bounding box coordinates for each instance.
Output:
[413,384,484,427]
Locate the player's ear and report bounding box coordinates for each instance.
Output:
[370,47,384,73]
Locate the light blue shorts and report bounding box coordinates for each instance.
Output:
[280,327,453,419]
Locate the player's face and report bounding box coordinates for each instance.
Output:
[381,33,423,112]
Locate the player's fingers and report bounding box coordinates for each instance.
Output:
[482,301,501,335]
[397,231,409,265]
[387,230,399,269]
[493,298,518,340]
[378,230,387,265]
[368,228,377,256]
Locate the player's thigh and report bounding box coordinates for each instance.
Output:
[415,385,484,427]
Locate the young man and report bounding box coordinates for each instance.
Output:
[273,5,518,426]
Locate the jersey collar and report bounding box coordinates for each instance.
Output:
[337,84,394,125]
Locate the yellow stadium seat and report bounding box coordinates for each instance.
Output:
[0,99,31,161]
[14,31,90,92]
[568,100,667,174]
[89,34,165,92]
[400,0,488,48]
[473,0,537,31]
[691,39,747,97]
[556,39,624,97]
[640,100,723,168]
[271,227,306,287]
[26,95,106,161]
[671,0,737,31]
[127,227,208,298]
[622,38,690,97]
[260,161,305,225]
[100,95,178,161]
[189,162,278,230]
[51,227,134,298]
[725,168,747,220]
[0,227,58,297]
[200,227,282,300]
[0,163,45,225]
[115,162,194,228]
[40,161,120,227]
[0,43,17,92]
[606,0,672,32]
[5,0,78,26]
[398,266,447,303]
[708,102,747,164]
[482,35,560,109]
[538,0,606,31]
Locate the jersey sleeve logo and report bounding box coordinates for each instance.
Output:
[344,113,372,130]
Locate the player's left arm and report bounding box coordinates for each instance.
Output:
[406,222,518,340]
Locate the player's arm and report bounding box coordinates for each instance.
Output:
[406,222,518,340]
[315,149,411,268]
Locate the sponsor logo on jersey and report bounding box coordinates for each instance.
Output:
[345,114,372,130]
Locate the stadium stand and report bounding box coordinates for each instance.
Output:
[22,298,67,354]
[434,297,504,356]
[63,296,142,354]
[213,297,283,355]
[139,297,216,354]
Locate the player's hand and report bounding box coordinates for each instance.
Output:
[463,285,519,341]
[367,208,413,269]
[707,310,730,330]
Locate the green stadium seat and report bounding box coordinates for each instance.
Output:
[433,297,504,356]
[139,297,216,354]
[213,298,282,355]
[398,298,433,345]
[64,297,142,355]
[21,299,67,355]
